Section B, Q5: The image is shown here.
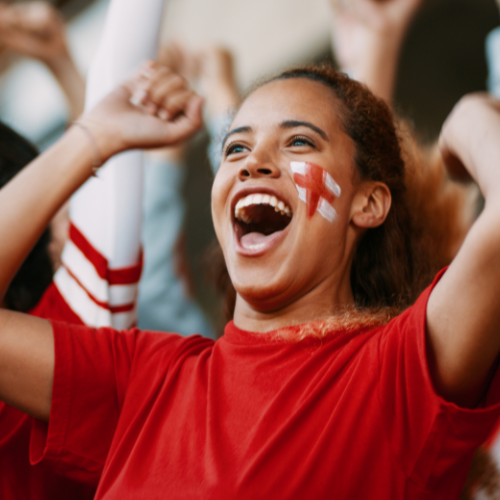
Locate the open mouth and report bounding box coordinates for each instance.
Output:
[233,193,293,253]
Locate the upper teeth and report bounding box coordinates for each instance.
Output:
[235,193,292,222]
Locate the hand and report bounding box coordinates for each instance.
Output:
[158,41,200,82]
[439,93,500,185]
[329,0,423,71]
[79,61,204,160]
[0,2,69,66]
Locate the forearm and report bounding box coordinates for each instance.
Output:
[340,32,404,104]
[352,38,401,103]
[47,52,85,120]
[0,126,95,301]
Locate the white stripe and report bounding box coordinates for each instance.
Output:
[54,267,137,329]
[290,161,307,175]
[296,186,307,204]
[324,171,342,198]
[318,197,337,223]
[112,309,138,330]
[61,240,139,307]
[55,267,112,327]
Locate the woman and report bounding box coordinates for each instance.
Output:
[1,62,499,498]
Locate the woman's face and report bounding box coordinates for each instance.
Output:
[212,78,364,317]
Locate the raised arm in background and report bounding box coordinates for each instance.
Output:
[0,63,203,421]
[0,1,85,120]
[328,0,423,103]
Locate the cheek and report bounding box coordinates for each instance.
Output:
[290,161,342,223]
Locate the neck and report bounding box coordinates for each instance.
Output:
[232,268,355,334]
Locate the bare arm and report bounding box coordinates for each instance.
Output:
[329,0,423,103]
[427,94,500,408]
[0,64,203,421]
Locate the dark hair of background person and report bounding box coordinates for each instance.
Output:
[0,121,53,312]
[211,64,441,323]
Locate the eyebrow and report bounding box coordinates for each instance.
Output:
[221,126,252,150]
[280,120,329,141]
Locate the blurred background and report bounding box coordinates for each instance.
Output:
[0,0,498,329]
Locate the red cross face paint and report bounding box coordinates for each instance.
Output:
[290,161,342,223]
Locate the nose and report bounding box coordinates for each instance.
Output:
[238,151,281,181]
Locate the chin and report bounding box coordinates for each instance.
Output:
[231,267,297,313]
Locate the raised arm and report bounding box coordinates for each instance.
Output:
[427,94,500,408]
[0,1,85,120]
[328,0,423,103]
[57,0,165,329]
[0,65,203,420]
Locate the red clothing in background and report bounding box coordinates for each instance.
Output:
[30,272,500,500]
[0,283,95,500]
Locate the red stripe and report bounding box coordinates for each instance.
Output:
[69,223,143,285]
[63,265,136,314]
[69,223,108,279]
[108,253,143,285]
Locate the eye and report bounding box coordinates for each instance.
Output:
[289,135,315,148]
[224,142,248,157]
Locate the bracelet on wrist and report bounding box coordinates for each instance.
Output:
[73,121,104,176]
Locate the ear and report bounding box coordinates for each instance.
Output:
[350,181,392,229]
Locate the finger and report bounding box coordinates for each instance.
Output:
[157,88,195,121]
[147,71,188,106]
[162,93,204,143]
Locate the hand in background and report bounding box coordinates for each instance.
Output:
[0,1,85,119]
[0,2,67,64]
[329,0,424,103]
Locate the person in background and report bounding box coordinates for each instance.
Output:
[138,42,241,337]
[139,42,215,337]
[0,1,86,271]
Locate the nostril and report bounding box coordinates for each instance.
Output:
[240,169,250,178]
[257,168,272,175]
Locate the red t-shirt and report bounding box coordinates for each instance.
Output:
[28,273,500,499]
[0,284,95,500]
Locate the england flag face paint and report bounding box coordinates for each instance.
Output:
[290,161,341,223]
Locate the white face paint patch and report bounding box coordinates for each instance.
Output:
[290,161,341,223]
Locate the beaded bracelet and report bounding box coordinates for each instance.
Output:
[73,121,104,175]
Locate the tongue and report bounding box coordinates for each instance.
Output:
[240,231,281,249]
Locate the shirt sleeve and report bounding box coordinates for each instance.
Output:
[29,321,186,485]
[376,269,500,492]
[55,0,166,330]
